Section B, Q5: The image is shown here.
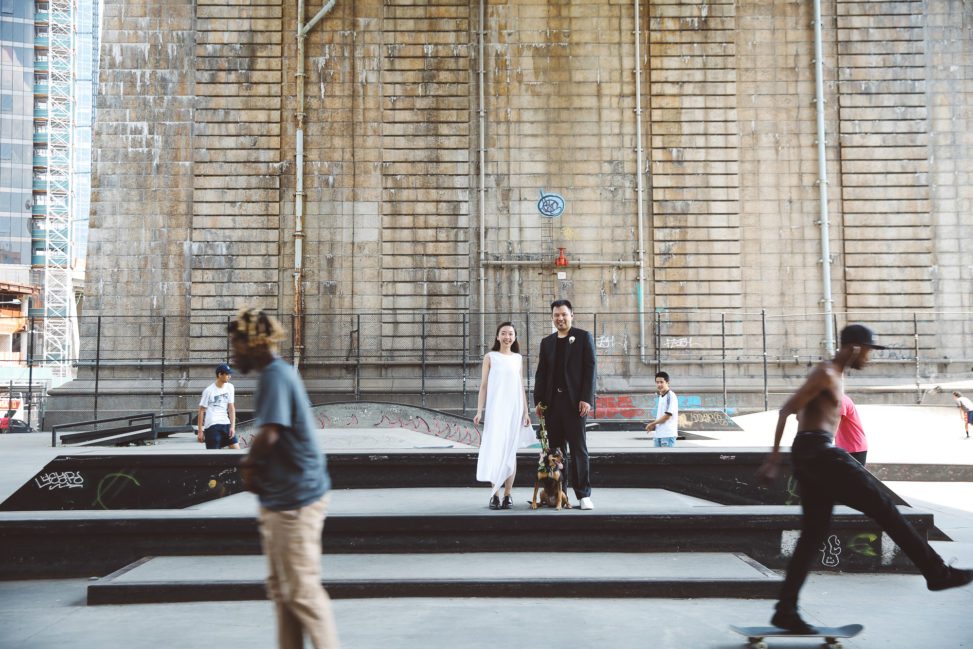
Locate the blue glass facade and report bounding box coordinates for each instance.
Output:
[0,0,35,266]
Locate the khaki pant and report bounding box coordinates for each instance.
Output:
[258,494,340,649]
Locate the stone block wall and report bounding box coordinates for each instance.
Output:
[82,0,973,387]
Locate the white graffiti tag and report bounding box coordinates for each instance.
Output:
[596,335,615,349]
[35,471,85,491]
[665,337,692,349]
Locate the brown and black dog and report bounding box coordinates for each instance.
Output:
[530,448,572,510]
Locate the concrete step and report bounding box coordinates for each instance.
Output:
[0,488,934,579]
[87,551,782,604]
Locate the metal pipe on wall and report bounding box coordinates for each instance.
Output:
[633,0,648,364]
[478,0,487,355]
[294,0,337,369]
[812,0,835,356]
[482,260,639,268]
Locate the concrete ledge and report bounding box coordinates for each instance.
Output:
[3,449,907,510]
[86,552,782,604]
[0,504,934,579]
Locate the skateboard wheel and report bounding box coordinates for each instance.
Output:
[754,642,767,649]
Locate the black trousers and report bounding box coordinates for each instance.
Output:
[545,390,590,499]
[778,433,945,607]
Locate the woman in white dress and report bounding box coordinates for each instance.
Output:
[473,322,535,509]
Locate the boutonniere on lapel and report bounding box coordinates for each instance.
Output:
[568,336,576,344]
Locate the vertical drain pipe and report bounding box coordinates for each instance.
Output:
[633,0,648,363]
[478,0,487,354]
[812,0,835,355]
[295,0,307,369]
[294,0,337,368]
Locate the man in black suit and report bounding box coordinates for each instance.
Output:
[533,299,597,510]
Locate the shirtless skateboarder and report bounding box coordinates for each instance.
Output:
[757,324,972,632]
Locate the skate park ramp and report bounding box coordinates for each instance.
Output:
[236,401,483,449]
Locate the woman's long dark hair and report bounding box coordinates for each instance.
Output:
[491,321,520,353]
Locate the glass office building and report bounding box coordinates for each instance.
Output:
[0,0,99,385]
[0,0,35,270]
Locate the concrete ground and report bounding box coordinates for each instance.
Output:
[2,572,971,649]
[2,404,972,648]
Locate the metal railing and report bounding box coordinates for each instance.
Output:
[2,309,971,429]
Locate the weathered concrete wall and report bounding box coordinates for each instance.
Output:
[83,0,973,387]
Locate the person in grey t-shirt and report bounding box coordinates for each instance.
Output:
[232,308,339,649]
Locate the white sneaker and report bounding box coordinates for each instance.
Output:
[579,497,594,510]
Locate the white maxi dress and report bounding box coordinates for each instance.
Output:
[476,351,536,495]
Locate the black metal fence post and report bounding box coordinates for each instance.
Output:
[420,312,427,407]
[27,318,33,414]
[525,310,531,404]
[761,309,769,411]
[592,312,598,418]
[721,312,727,412]
[913,312,921,403]
[461,312,468,415]
[160,315,166,414]
[655,311,662,374]
[355,314,361,401]
[93,315,101,420]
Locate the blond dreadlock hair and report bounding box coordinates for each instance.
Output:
[228,307,287,349]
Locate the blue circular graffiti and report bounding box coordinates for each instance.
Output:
[537,190,565,218]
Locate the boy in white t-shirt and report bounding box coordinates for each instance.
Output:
[645,371,678,447]
[198,363,238,449]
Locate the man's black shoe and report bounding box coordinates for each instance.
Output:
[770,608,815,634]
[927,566,973,591]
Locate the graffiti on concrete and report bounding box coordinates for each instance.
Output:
[784,476,800,505]
[678,410,737,430]
[93,471,141,510]
[595,395,649,419]
[847,532,880,559]
[594,394,738,424]
[664,336,692,349]
[34,471,84,491]
[203,468,239,500]
[537,189,565,218]
[309,402,482,446]
[596,334,615,349]
[377,413,481,446]
[820,534,842,567]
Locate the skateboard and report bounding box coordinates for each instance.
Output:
[730,623,863,649]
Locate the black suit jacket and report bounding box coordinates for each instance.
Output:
[533,327,597,409]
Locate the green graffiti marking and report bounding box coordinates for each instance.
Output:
[848,532,880,558]
[785,476,800,505]
[93,472,142,510]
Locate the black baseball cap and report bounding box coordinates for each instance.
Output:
[215,363,233,375]
[839,324,886,350]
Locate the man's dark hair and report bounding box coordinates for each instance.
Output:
[550,299,573,312]
[655,371,670,382]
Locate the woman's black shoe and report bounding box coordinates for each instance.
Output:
[501,495,513,510]
[489,494,501,510]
